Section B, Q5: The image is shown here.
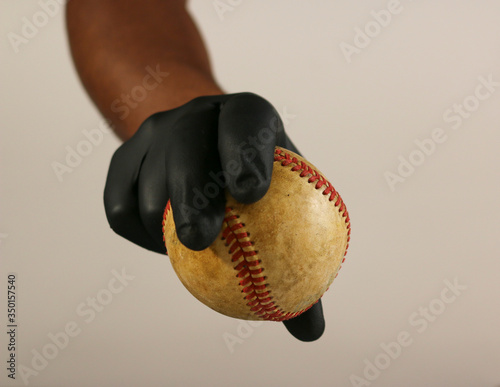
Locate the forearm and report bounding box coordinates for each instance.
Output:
[66,0,223,140]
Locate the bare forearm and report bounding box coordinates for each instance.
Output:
[66,0,223,140]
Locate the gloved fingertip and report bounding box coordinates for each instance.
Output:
[177,222,214,251]
[282,301,325,342]
[229,173,269,204]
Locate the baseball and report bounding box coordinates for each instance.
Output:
[162,146,351,321]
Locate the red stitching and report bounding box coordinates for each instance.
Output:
[162,200,172,255]
[163,200,308,321]
[223,207,313,321]
[274,148,351,269]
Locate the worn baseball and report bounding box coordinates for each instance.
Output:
[162,146,351,321]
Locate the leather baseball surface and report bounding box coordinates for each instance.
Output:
[163,146,351,321]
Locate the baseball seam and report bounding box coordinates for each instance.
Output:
[162,200,171,256]
[162,201,312,321]
[274,148,351,278]
[222,207,314,321]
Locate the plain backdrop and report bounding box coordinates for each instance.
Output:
[1,1,499,386]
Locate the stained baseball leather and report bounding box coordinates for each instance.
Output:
[163,147,350,322]
[104,92,331,341]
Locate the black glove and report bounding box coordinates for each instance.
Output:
[104,92,325,341]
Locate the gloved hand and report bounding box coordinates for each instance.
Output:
[104,92,325,341]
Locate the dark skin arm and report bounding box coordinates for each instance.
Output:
[66,0,325,342]
[66,0,222,140]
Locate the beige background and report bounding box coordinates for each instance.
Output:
[1,1,499,386]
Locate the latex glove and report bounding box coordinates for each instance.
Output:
[104,92,324,341]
